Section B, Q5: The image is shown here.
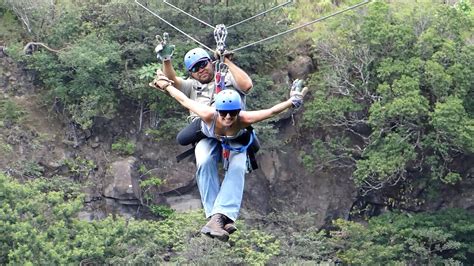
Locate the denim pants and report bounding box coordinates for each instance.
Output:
[195,138,247,221]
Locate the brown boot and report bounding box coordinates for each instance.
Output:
[223,217,237,235]
[200,213,229,242]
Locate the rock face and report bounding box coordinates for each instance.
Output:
[287,55,315,80]
[103,156,141,200]
[243,149,357,227]
[103,157,142,217]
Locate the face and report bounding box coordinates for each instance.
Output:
[190,60,214,83]
[218,110,240,127]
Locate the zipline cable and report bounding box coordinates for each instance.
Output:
[231,0,370,53]
[227,1,293,29]
[136,0,370,53]
[134,0,213,51]
[163,0,215,29]
[136,0,296,50]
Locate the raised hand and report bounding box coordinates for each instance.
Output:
[155,32,175,62]
[289,79,309,109]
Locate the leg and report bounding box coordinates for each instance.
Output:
[176,118,206,146]
[211,150,247,222]
[195,139,230,241]
[194,138,221,218]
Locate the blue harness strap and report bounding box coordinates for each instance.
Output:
[220,130,255,153]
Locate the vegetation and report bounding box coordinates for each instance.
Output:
[2,173,472,264]
[301,0,473,200]
[331,209,474,264]
[111,138,136,155]
[1,0,289,145]
[0,173,278,264]
[0,98,25,125]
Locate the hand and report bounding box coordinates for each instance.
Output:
[289,79,309,109]
[149,69,173,93]
[155,33,175,62]
[214,49,234,61]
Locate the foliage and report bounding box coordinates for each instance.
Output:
[61,157,96,180]
[139,174,164,204]
[0,138,13,153]
[331,209,474,265]
[0,172,201,264]
[137,165,172,218]
[3,0,288,138]
[177,221,281,265]
[0,173,287,264]
[111,138,136,155]
[0,6,24,42]
[0,98,25,125]
[149,204,174,219]
[301,1,474,197]
[7,160,44,179]
[264,211,337,264]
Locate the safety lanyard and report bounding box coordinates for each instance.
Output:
[220,131,255,170]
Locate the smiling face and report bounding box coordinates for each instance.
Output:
[218,109,240,127]
[190,60,214,83]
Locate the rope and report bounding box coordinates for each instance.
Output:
[134,0,213,52]
[136,0,370,55]
[227,1,293,29]
[163,0,215,29]
[230,0,370,53]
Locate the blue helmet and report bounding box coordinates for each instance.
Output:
[184,48,211,71]
[215,90,241,111]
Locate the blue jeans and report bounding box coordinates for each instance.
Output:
[195,138,247,221]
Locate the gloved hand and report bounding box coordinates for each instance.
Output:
[155,33,175,62]
[289,79,309,109]
[149,69,174,93]
[214,49,234,61]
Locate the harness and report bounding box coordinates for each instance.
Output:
[220,129,256,171]
[176,125,259,172]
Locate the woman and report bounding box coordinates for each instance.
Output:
[150,70,308,242]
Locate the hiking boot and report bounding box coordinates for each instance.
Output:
[200,213,229,242]
[223,217,237,235]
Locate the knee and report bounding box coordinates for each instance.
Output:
[176,131,187,145]
[196,154,214,169]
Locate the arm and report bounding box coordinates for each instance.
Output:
[150,70,214,123]
[162,60,184,90]
[240,82,309,125]
[240,99,294,125]
[224,58,253,93]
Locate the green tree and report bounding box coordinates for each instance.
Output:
[331,209,474,264]
[302,1,473,199]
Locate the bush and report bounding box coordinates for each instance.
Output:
[111,138,135,155]
[331,209,474,264]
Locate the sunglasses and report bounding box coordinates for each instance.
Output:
[190,60,209,73]
[218,109,240,117]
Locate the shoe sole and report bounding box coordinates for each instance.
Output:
[200,227,229,242]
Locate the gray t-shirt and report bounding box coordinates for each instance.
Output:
[179,71,248,121]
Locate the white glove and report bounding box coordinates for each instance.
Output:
[289,79,309,109]
[155,33,175,62]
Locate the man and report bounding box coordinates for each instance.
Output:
[157,42,253,145]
